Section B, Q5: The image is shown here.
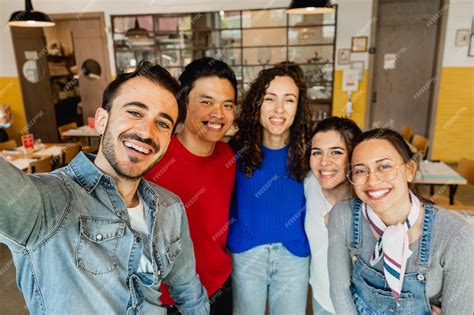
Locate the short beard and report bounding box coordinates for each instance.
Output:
[101,121,162,181]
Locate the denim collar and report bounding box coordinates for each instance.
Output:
[69,152,104,193]
[68,152,160,209]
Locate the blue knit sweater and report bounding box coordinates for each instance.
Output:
[227,145,310,257]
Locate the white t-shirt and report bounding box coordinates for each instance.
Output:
[128,194,154,274]
[304,173,335,313]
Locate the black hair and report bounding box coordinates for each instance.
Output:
[309,116,362,162]
[178,57,238,103]
[352,128,416,164]
[101,60,185,132]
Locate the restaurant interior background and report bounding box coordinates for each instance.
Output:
[0,0,473,313]
[0,0,472,163]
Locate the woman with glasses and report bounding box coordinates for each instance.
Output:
[328,128,474,314]
[305,117,361,315]
[227,66,311,315]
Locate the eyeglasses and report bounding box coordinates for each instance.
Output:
[346,162,408,186]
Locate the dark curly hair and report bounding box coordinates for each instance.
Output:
[234,66,311,182]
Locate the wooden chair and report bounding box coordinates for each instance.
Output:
[28,156,53,173]
[58,122,78,141]
[81,146,97,154]
[63,142,82,165]
[400,125,414,142]
[457,157,474,185]
[411,134,430,159]
[0,139,17,150]
[58,122,95,152]
[431,157,474,206]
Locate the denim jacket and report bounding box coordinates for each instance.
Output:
[0,152,209,315]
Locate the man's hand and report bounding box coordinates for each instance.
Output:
[431,304,441,315]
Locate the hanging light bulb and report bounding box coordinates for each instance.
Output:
[8,0,55,27]
[287,0,335,14]
[125,18,150,39]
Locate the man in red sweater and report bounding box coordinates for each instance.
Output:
[145,57,237,315]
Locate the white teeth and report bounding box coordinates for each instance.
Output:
[270,118,284,123]
[367,189,389,198]
[207,123,222,129]
[321,171,336,176]
[124,141,150,154]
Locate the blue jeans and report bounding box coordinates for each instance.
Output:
[231,243,309,315]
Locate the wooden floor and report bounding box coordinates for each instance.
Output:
[1,169,473,314]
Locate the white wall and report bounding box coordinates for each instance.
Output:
[332,0,474,70]
[442,0,474,67]
[333,0,373,70]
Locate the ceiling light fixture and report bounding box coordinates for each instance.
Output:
[8,0,55,27]
[287,0,335,14]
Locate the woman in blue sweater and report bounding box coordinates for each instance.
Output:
[228,66,311,315]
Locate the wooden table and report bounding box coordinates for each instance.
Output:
[62,125,99,145]
[0,143,68,171]
[414,160,467,205]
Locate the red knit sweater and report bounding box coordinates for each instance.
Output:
[144,135,235,304]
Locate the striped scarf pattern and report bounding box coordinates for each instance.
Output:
[362,191,421,304]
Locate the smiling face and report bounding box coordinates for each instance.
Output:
[310,130,349,190]
[259,76,299,142]
[351,139,416,215]
[183,76,235,143]
[94,76,178,180]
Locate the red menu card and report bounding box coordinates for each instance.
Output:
[21,134,34,149]
[87,117,95,128]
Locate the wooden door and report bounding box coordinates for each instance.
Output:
[370,0,441,135]
[70,17,111,121]
[10,27,58,142]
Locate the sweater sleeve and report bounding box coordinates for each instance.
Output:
[328,200,357,314]
[439,223,474,314]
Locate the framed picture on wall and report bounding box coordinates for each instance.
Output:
[338,49,351,64]
[455,29,470,46]
[351,36,368,52]
[469,34,474,57]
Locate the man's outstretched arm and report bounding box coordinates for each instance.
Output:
[0,158,43,245]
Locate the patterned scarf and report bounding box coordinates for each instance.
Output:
[361,191,421,304]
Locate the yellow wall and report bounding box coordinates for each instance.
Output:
[330,67,474,163]
[0,77,27,143]
[431,67,474,162]
[332,70,368,128]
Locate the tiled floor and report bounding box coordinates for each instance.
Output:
[1,179,473,314]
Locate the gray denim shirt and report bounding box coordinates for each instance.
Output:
[0,152,209,315]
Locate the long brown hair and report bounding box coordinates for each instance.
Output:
[234,67,311,182]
